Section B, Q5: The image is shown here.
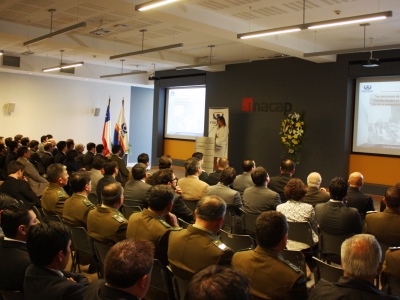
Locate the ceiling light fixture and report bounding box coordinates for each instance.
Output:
[100,60,147,78]
[0,50,3,55]
[23,9,86,46]
[110,29,183,60]
[238,26,303,39]
[42,50,84,73]
[135,0,178,11]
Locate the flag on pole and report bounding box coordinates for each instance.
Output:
[102,98,111,156]
[113,98,129,157]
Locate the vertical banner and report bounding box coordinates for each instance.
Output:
[208,107,229,157]
[102,98,111,156]
[113,98,129,157]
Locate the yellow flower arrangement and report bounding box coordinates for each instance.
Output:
[279,112,305,164]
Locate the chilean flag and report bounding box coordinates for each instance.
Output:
[102,98,111,156]
[113,99,128,157]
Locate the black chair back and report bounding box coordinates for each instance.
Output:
[146,259,175,300]
[178,218,190,229]
[183,200,198,212]
[312,256,343,284]
[93,240,114,278]
[122,205,142,219]
[172,276,190,300]
[287,221,314,248]
[0,290,24,300]
[319,230,353,264]
[219,229,254,252]
[282,249,307,275]
[240,208,258,236]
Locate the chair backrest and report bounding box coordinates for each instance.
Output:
[313,256,343,284]
[172,276,190,300]
[222,210,233,233]
[183,200,198,212]
[93,240,114,277]
[319,230,353,264]
[240,208,258,235]
[122,205,142,219]
[287,221,314,248]
[381,272,400,296]
[0,290,24,300]
[44,214,63,223]
[219,229,254,252]
[379,242,390,262]
[88,193,98,206]
[31,205,44,222]
[146,259,175,300]
[282,249,307,275]
[178,218,190,229]
[69,227,96,257]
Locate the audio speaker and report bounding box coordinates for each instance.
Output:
[93,108,101,116]
[7,103,15,114]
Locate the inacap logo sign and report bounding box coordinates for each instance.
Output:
[242,98,292,115]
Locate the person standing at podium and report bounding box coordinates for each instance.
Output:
[214,116,229,170]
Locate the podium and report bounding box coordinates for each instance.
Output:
[195,137,214,174]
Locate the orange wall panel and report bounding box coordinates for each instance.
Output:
[163,139,195,161]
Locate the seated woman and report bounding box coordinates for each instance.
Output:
[276,178,318,250]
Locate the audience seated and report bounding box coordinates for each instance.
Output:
[89,155,106,201]
[347,172,375,218]
[87,182,127,243]
[185,265,250,300]
[0,202,40,291]
[232,211,308,300]
[5,141,19,167]
[24,221,89,300]
[208,158,229,186]
[191,152,208,183]
[29,140,44,174]
[268,159,296,203]
[146,154,172,185]
[242,166,280,214]
[365,186,400,246]
[0,143,7,180]
[232,159,255,197]
[168,195,234,279]
[41,164,69,216]
[137,153,149,168]
[123,163,152,208]
[177,157,209,201]
[0,160,40,207]
[42,142,55,173]
[83,142,96,171]
[62,171,95,228]
[108,145,129,187]
[309,234,399,300]
[315,177,362,236]
[84,240,154,300]
[75,143,85,169]
[382,247,400,291]
[127,185,180,265]
[96,160,119,205]
[54,141,67,164]
[301,172,330,207]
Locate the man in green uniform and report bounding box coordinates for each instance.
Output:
[232,211,308,300]
[127,184,180,265]
[63,171,95,228]
[87,182,127,243]
[41,163,69,216]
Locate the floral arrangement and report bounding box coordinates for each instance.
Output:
[279,112,305,164]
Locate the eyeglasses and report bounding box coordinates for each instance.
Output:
[172,178,178,183]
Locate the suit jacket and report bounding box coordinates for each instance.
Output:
[232,172,254,197]
[76,152,84,169]
[177,176,208,201]
[5,152,18,166]
[365,208,400,246]
[41,183,69,216]
[82,151,95,171]
[0,153,7,180]
[0,238,30,291]
[87,205,127,243]
[54,152,66,164]
[108,154,129,186]
[17,157,48,197]
[242,185,281,214]
[90,169,103,197]
[96,175,117,204]
[207,170,222,186]
[24,264,89,300]
[206,183,242,215]
[268,173,292,203]
[168,225,234,280]
[62,193,95,228]
[346,187,375,217]
[0,176,40,206]
[232,247,308,300]
[315,201,362,236]
[41,152,54,172]
[123,179,152,208]
[301,186,330,207]
[84,279,139,300]
[382,248,400,281]
[171,194,194,223]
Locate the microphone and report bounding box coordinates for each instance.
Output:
[208,124,217,135]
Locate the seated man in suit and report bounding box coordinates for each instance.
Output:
[168,195,233,280]
[315,177,363,236]
[75,143,85,169]
[346,172,375,218]
[207,158,229,186]
[310,234,396,300]
[63,171,95,228]
[268,159,296,203]
[87,182,127,243]
[127,185,180,265]
[41,164,69,216]
[0,160,40,207]
[191,152,208,183]
[365,186,400,246]
[124,163,152,209]
[301,172,330,207]
[108,145,129,187]
[0,202,40,291]
[232,159,256,197]
[177,157,208,201]
[24,222,89,300]
[232,211,307,300]
[96,160,119,205]
[41,142,55,173]
[82,142,96,171]
[0,143,7,180]
[54,141,67,165]
[137,153,149,168]
[242,167,281,214]
[85,240,154,300]
[89,155,107,204]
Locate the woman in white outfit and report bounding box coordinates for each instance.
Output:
[214,116,229,170]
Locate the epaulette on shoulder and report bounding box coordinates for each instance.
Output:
[236,247,252,252]
[366,211,378,214]
[283,259,302,273]
[389,247,400,252]
[159,219,172,228]
[112,214,126,223]
[213,240,229,251]
[82,198,93,207]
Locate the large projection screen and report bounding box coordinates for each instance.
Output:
[164,86,206,140]
[353,76,400,156]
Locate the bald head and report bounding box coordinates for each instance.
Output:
[348,172,364,188]
[217,158,229,170]
[307,172,322,188]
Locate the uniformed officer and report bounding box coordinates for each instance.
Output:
[41,163,69,216]
[127,185,181,265]
[87,182,127,243]
[63,171,95,228]
[168,195,234,280]
[232,211,308,300]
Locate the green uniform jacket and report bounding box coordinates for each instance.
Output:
[63,193,95,228]
[232,246,307,300]
[41,183,69,216]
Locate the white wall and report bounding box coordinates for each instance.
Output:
[0,71,131,145]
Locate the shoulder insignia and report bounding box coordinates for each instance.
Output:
[57,191,66,198]
[159,219,172,228]
[82,198,93,207]
[112,214,126,223]
[236,247,253,252]
[389,247,400,251]
[366,211,377,214]
[283,259,302,273]
[213,240,229,251]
